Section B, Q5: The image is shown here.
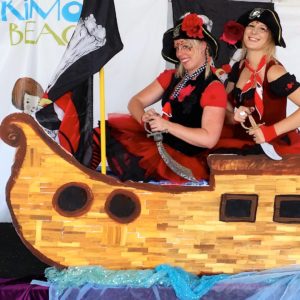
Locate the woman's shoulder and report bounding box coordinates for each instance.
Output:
[201,80,227,108]
[157,69,176,81]
[206,79,226,89]
[157,69,176,89]
[158,69,176,76]
[267,59,287,82]
[267,59,300,96]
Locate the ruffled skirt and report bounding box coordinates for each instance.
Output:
[214,124,300,156]
[107,113,210,183]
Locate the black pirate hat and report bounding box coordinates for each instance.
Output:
[162,12,219,64]
[237,7,286,48]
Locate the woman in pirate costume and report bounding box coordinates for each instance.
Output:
[105,12,227,183]
[218,7,300,155]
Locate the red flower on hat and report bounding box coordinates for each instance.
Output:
[182,13,204,39]
[220,20,244,45]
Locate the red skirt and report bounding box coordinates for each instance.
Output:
[215,124,300,155]
[107,113,210,183]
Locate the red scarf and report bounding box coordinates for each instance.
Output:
[242,55,267,119]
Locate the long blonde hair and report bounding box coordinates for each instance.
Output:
[263,33,277,61]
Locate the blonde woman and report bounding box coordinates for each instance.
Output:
[106,13,227,183]
[219,7,300,155]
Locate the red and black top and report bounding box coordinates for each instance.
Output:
[217,59,300,155]
[158,69,227,155]
[107,69,227,182]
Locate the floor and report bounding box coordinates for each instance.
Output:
[0,223,49,278]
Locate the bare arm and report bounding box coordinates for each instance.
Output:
[148,106,226,149]
[274,88,300,135]
[268,64,300,135]
[249,64,300,143]
[127,79,164,124]
[225,81,235,124]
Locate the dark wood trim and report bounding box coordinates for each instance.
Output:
[220,193,258,222]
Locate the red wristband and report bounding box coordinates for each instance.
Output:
[260,125,277,142]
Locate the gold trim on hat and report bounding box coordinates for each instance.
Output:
[265,9,283,46]
[202,27,219,58]
[163,17,219,63]
[250,8,283,46]
[162,52,179,64]
[175,21,219,57]
[173,24,181,38]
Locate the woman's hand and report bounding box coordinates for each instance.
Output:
[141,108,159,123]
[234,106,255,123]
[248,127,265,144]
[148,115,169,132]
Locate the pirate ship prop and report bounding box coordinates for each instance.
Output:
[2,112,300,275]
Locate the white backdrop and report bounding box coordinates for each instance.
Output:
[0,0,300,222]
[0,0,169,222]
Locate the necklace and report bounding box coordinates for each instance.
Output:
[171,63,206,99]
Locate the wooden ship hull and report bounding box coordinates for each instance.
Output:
[1,113,300,274]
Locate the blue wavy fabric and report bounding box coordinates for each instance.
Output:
[33,264,229,300]
[31,264,300,299]
[155,264,228,300]
[203,265,300,300]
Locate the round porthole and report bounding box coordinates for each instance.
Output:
[53,183,93,217]
[105,189,141,224]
